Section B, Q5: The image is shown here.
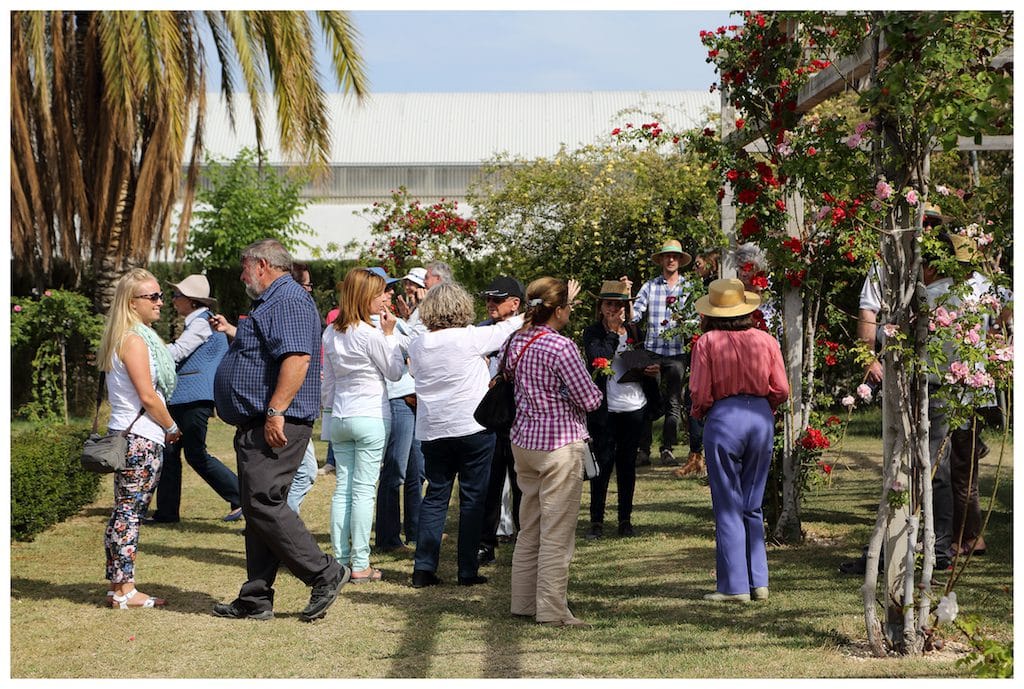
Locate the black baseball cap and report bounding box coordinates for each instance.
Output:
[482,276,525,302]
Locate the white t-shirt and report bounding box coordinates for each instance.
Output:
[606,333,647,414]
[107,344,166,446]
[408,315,523,442]
[322,320,406,419]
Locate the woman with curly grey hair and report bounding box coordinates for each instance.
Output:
[406,282,523,588]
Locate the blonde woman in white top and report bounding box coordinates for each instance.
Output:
[96,268,182,609]
[322,268,406,582]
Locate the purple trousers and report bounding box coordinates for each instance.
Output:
[702,395,774,595]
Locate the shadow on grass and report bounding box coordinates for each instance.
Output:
[141,543,247,569]
[11,576,220,615]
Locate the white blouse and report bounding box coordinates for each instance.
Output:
[408,315,523,442]
[106,343,166,446]
[322,320,406,419]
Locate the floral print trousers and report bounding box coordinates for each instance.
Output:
[105,434,163,583]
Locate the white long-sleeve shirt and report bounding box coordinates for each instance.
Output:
[321,320,406,419]
[166,307,212,362]
[407,314,523,441]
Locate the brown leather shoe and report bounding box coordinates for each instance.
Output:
[673,452,705,478]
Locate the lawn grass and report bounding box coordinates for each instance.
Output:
[9,415,1014,678]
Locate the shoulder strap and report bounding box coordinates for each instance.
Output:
[94,371,145,435]
[510,330,549,372]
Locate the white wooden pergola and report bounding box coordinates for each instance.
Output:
[714,24,1011,650]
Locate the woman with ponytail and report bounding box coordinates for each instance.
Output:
[96,268,181,608]
[505,277,602,627]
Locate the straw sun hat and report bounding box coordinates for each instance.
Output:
[650,238,693,267]
[694,278,761,318]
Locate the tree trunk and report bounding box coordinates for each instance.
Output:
[773,192,805,544]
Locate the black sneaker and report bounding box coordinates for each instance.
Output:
[585,523,604,540]
[211,599,274,621]
[300,565,351,623]
[411,569,441,588]
[636,450,652,467]
[618,521,635,537]
[458,575,488,586]
[477,546,496,566]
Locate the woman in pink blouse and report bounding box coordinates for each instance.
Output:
[506,276,602,627]
[689,278,790,602]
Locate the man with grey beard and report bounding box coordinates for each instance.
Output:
[210,239,349,622]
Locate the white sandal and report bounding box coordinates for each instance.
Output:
[110,588,166,609]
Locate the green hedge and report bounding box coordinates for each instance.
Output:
[11,424,101,542]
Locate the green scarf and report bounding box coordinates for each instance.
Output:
[132,323,177,400]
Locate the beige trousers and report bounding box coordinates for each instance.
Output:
[509,441,584,623]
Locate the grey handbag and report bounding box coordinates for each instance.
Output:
[582,440,600,481]
[81,373,144,474]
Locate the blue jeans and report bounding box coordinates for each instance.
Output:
[414,431,494,579]
[154,402,240,520]
[287,440,318,514]
[375,397,425,549]
[331,416,389,571]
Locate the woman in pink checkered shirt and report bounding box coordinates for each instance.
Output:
[503,276,602,627]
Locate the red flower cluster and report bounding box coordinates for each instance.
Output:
[785,269,807,288]
[800,427,831,450]
[751,274,769,290]
[592,357,610,369]
[825,415,842,426]
[781,237,803,255]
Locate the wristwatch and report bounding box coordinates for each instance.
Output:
[266,407,285,418]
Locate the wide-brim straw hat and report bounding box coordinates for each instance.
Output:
[694,278,761,318]
[168,274,217,309]
[950,234,982,264]
[650,238,693,267]
[591,280,635,302]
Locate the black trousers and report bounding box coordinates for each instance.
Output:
[480,433,521,550]
[154,401,241,520]
[234,419,341,612]
[589,407,645,524]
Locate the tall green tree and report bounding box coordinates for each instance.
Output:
[10,10,367,310]
[468,126,721,315]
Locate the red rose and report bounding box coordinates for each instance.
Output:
[666,296,678,306]
[751,275,769,290]
[824,354,837,366]
[736,118,746,129]
[592,357,610,369]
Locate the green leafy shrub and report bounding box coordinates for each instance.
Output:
[11,424,101,542]
[11,290,104,421]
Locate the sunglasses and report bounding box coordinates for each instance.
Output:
[134,292,164,303]
[485,295,508,304]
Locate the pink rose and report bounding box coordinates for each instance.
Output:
[13,304,22,312]
[846,133,862,148]
[875,180,893,200]
[856,384,872,401]
[933,306,956,328]
[945,361,969,383]
[841,395,855,409]
[904,189,919,206]
[965,371,994,389]
[965,325,981,346]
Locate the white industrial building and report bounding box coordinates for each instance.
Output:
[182,91,718,260]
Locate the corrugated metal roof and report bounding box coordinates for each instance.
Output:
[196,91,718,165]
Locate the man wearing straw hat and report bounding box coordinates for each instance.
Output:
[149,274,242,524]
[630,238,697,467]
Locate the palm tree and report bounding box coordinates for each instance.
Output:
[11,10,368,310]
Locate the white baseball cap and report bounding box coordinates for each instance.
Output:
[403,267,427,288]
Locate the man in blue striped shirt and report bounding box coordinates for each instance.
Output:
[211,239,350,622]
[631,238,698,467]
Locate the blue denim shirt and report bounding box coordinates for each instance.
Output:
[214,274,322,425]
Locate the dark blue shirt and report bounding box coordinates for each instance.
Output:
[214,274,322,425]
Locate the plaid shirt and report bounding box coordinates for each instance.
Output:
[504,325,602,451]
[631,274,696,356]
[214,274,322,425]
